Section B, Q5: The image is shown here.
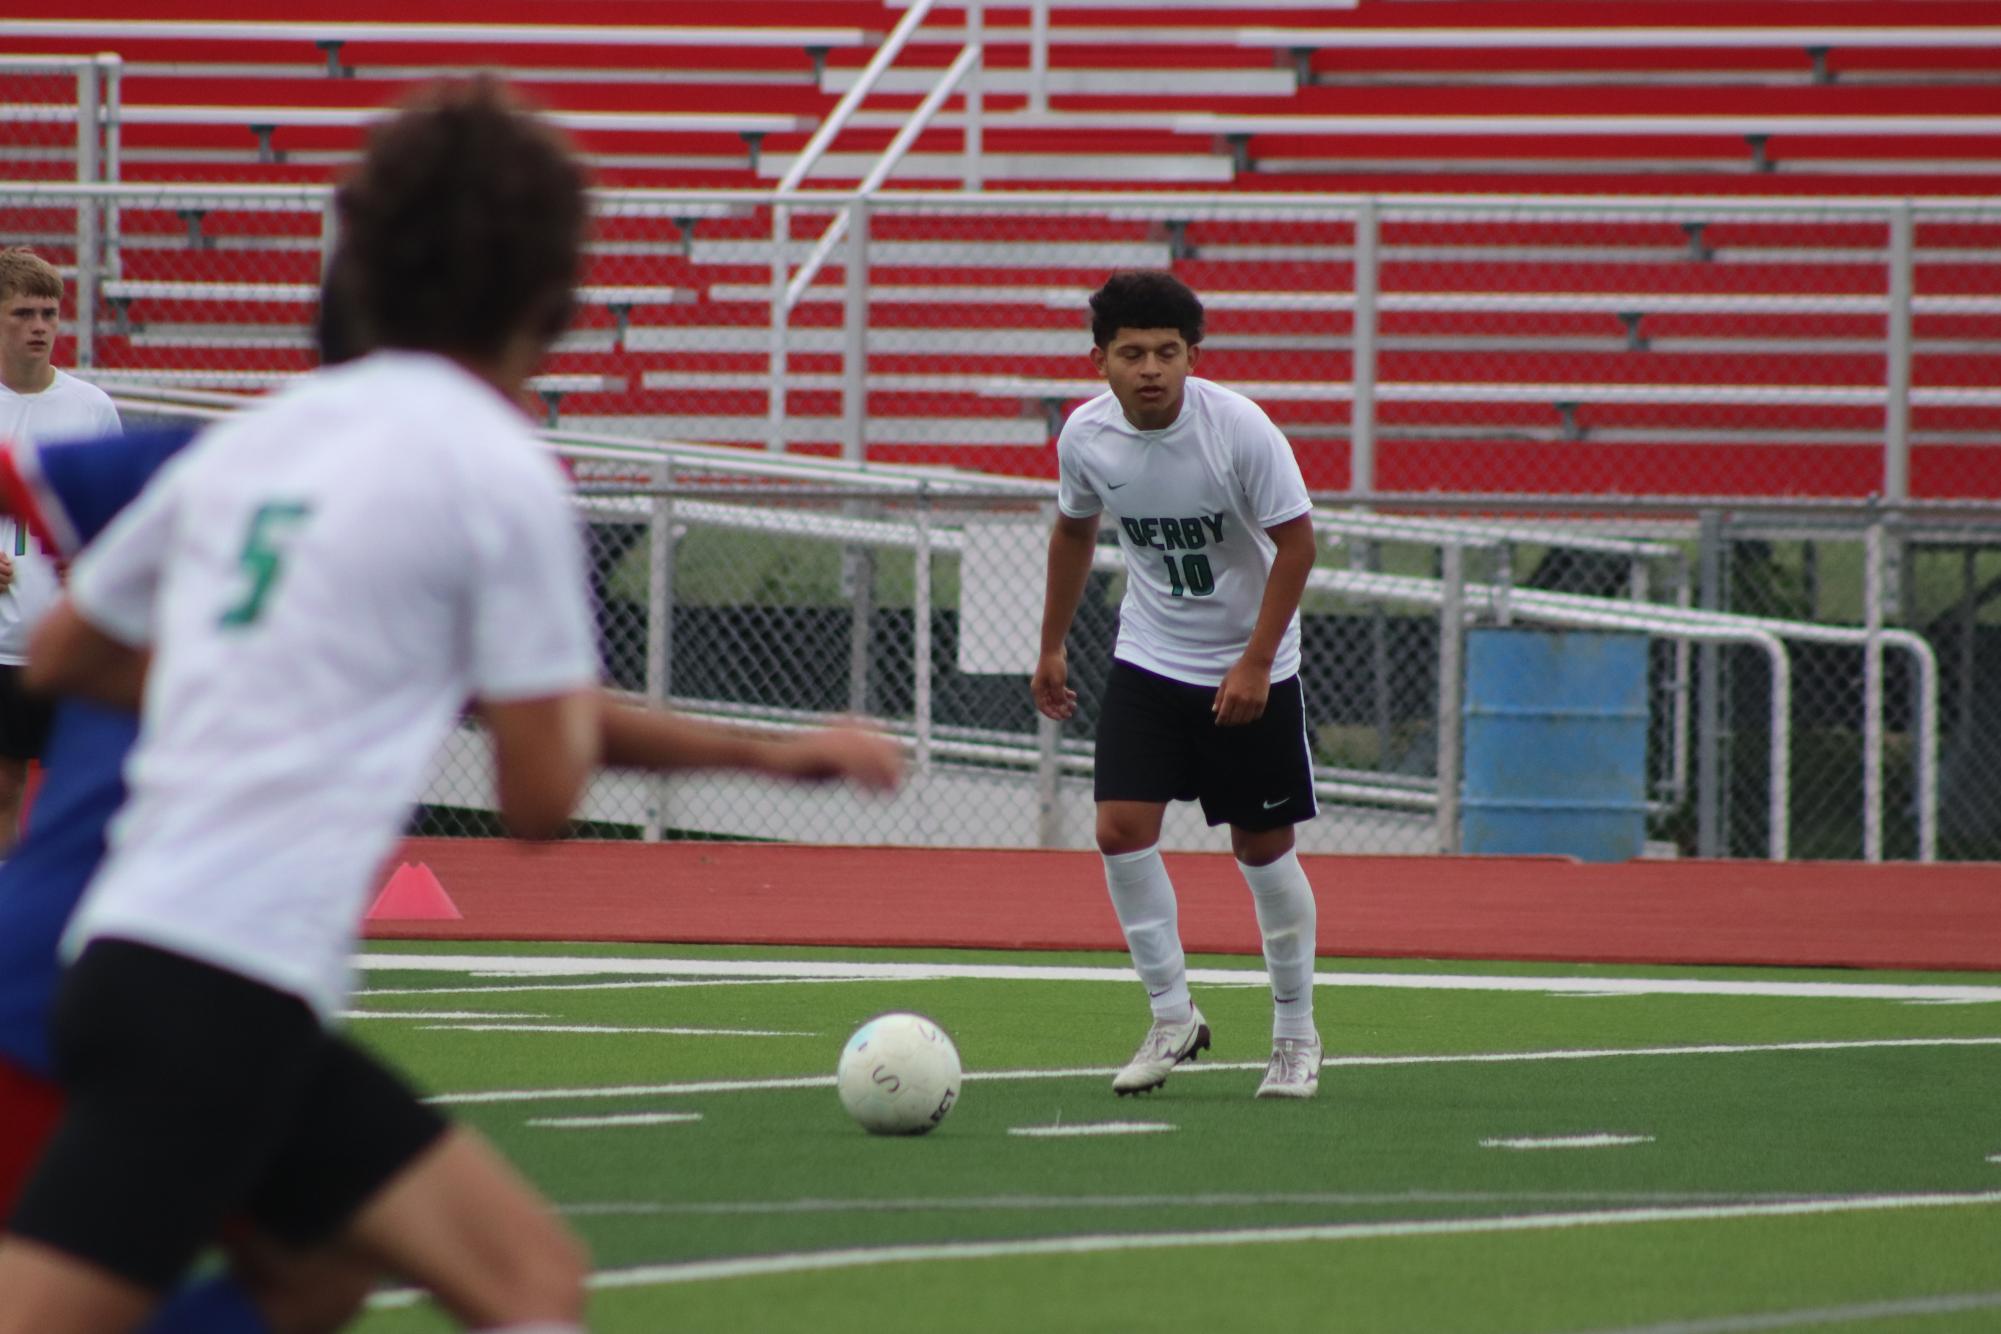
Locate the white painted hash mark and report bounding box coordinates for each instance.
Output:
[1008,1122,1177,1139]
[1481,1134,1655,1151]
[338,1010,546,1021]
[420,1024,814,1037]
[529,1112,704,1129]
[1571,1289,2001,1333]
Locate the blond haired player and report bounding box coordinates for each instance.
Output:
[0,247,120,847]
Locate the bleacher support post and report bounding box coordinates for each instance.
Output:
[1884,203,1914,519]
[1882,202,1915,674]
[841,198,869,463]
[1027,0,1049,114]
[100,54,122,283]
[1696,510,1724,858]
[1349,197,1379,496]
[1036,713,1062,848]
[1864,520,1885,862]
[913,483,934,775]
[644,461,676,843]
[1435,544,1465,854]
[767,199,790,453]
[74,60,101,370]
[963,0,983,190]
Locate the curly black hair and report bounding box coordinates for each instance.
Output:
[335,77,586,362]
[1088,270,1204,348]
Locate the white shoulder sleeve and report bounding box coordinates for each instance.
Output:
[465,450,601,702]
[1231,399,1313,529]
[67,447,192,647]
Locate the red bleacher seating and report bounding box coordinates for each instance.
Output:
[3,0,1996,497]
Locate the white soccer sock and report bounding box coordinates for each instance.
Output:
[1102,844,1191,1021]
[1241,848,1319,1042]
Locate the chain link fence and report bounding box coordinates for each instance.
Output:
[1,179,1995,859]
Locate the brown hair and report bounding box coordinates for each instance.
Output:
[334,77,587,362]
[0,247,63,308]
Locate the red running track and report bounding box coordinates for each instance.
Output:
[364,839,2001,973]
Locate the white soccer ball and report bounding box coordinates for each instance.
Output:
[836,1012,962,1136]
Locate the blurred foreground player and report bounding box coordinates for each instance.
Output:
[0,77,613,1334]
[0,377,899,1334]
[0,427,349,1334]
[0,80,902,1333]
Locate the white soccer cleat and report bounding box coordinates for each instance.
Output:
[1255,1036,1323,1099]
[1111,1005,1211,1095]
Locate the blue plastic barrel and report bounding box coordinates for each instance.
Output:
[1461,628,1650,862]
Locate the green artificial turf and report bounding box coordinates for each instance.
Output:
[344,944,2001,1333]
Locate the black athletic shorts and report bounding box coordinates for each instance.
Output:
[0,663,54,761]
[1093,659,1319,831]
[9,938,448,1292]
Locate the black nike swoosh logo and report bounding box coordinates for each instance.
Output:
[1148,987,1171,998]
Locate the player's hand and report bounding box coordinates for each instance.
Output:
[0,550,13,593]
[1032,650,1077,721]
[776,725,904,792]
[1212,658,1271,727]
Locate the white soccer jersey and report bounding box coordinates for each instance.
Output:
[64,350,601,1020]
[1057,376,1313,686]
[0,369,121,662]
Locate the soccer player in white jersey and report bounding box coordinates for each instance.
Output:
[0,248,121,848]
[1032,271,1326,1100]
[0,80,606,1334]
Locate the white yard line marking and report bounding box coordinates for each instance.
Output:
[356,977,868,999]
[364,1190,2001,1307]
[354,953,2001,1005]
[1008,1122,1176,1139]
[529,1112,704,1129]
[1574,1290,2001,1334]
[338,1011,546,1021]
[558,1190,1870,1219]
[425,1036,2001,1106]
[1482,1134,1655,1150]
[421,1024,813,1038]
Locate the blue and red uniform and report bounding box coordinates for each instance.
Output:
[0,425,270,1332]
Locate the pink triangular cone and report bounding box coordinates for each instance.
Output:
[366,862,462,921]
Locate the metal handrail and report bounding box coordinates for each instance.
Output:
[765,0,981,453]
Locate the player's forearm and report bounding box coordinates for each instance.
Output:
[598,695,785,774]
[24,599,149,710]
[486,688,601,840]
[1242,520,1317,668]
[1039,526,1097,656]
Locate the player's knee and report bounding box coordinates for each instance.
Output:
[1095,813,1155,856]
[220,1234,376,1334]
[254,1274,373,1334]
[1231,825,1294,866]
